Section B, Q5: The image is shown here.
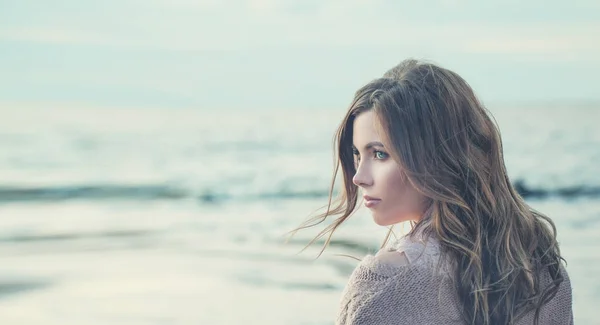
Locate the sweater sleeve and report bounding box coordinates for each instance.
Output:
[335,254,425,325]
[336,260,397,324]
[335,252,461,325]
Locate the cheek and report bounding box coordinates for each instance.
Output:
[380,166,425,220]
[379,164,406,192]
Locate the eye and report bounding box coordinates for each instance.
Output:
[352,148,360,160]
[374,150,389,160]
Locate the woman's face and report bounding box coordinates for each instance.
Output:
[351,110,427,226]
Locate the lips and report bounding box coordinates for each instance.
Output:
[363,195,381,208]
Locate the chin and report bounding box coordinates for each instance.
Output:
[372,214,396,227]
[372,212,412,226]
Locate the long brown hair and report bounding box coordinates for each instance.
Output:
[290,59,565,325]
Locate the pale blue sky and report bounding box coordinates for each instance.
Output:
[1,0,599,110]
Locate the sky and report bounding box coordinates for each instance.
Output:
[1,0,599,110]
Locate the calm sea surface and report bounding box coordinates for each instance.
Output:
[0,105,598,324]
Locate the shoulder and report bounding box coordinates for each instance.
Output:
[386,234,441,265]
[336,236,448,324]
[349,234,441,280]
[343,250,438,299]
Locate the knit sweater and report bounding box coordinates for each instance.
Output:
[335,235,573,325]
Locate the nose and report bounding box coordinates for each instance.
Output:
[352,162,373,188]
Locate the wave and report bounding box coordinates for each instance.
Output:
[0,280,51,300]
[0,229,158,243]
[0,184,187,202]
[512,180,600,199]
[0,181,598,204]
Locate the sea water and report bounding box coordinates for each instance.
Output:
[0,104,598,324]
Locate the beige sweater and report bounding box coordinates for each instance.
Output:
[336,235,573,325]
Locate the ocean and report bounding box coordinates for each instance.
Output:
[0,104,598,324]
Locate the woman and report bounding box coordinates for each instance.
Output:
[293,59,573,324]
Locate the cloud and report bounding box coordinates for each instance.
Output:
[3,19,598,64]
[1,0,598,61]
[459,23,600,61]
[1,0,598,107]
[0,27,109,45]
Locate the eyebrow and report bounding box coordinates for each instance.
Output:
[352,141,385,151]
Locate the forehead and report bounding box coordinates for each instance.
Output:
[352,111,384,146]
